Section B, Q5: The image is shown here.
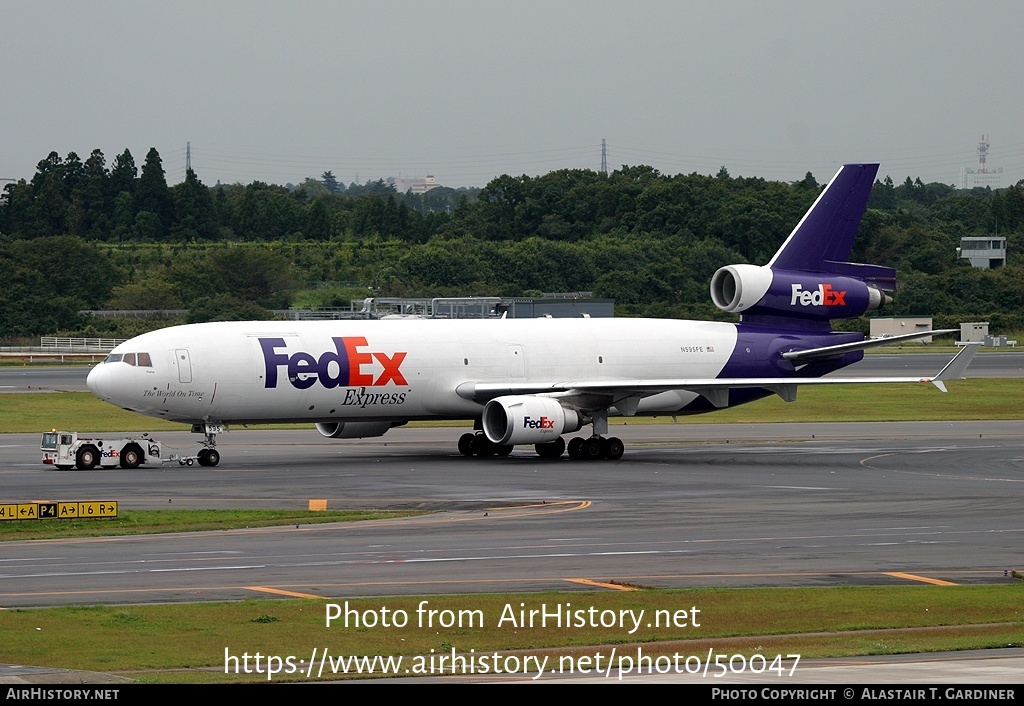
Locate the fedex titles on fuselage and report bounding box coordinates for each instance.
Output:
[259,336,409,405]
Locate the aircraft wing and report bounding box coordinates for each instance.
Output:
[457,342,980,411]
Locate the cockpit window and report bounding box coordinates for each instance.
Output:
[103,352,152,366]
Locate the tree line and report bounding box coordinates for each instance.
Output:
[1,148,1022,339]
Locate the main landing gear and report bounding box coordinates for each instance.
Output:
[563,408,623,460]
[457,410,625,461]
[458,432,514,458]
[567,435,624,461]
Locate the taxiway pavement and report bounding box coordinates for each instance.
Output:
[1,422,1020,608]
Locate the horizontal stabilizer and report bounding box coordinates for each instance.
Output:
[782,329,958,363]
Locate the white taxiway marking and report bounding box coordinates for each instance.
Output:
[759,485,838,490]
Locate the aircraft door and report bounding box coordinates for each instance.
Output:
[509,345,525,379]
[175,349,193,383]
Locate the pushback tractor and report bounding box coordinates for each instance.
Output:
[41,430,181,470]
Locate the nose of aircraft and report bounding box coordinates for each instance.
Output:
[86,363,111,399]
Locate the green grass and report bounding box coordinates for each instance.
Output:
[0,586,1019,682]
[2,378,1020,434]
[1,392,191,433]
[0,360,98,367]
[0,509,421,541]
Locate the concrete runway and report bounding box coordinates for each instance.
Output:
[1,421,1021,608]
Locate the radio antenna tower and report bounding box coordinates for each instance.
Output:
[601,139,607,176]
[977,134,989,173]
[186,141,192,174]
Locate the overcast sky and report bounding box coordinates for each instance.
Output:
[2,1,1022,189]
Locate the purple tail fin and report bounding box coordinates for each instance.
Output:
[768,163,894,290]
[709,162,896,330]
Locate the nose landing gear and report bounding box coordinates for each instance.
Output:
[192,423,223,467]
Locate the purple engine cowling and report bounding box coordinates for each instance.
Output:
[710,264,890,322]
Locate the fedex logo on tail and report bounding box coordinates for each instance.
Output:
[260,337,407,390]
[790,283,847,307]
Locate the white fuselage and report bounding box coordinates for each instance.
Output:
[87,318,740,425]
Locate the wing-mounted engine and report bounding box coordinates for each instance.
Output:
[315,421,396,439]
[710,264,890,322]
[482,395,583,445]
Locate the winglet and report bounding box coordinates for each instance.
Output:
[928,342,981,392]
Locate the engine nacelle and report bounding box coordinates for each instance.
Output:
[710,264,889,321]
[482,396,582,446]
[315,421,394,439]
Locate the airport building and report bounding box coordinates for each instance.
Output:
[958,236,1006,269]
[387,175,441,194]
[960,167,1003,189]
[281,294,614,320]
[869,316,935,343]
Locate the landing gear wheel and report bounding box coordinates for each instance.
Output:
[581,437,604,461]
[193,424,223,469]
[120,444,143,469]
[603,436,624,460]
[535,436,566,459]
[474,435,497,457]
[567,437,584,460]
[458,433,476,457]
[495,444,514,457]
[76,445,99,470]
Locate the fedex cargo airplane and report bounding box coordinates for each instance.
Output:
[86,164,977,466]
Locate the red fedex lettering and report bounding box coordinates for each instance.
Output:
[343,337,374,386]
[373,351,408,386]
[822,284,846,306]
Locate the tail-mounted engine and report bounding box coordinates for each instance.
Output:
[482,396,583,445]
[710,264,891,322]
